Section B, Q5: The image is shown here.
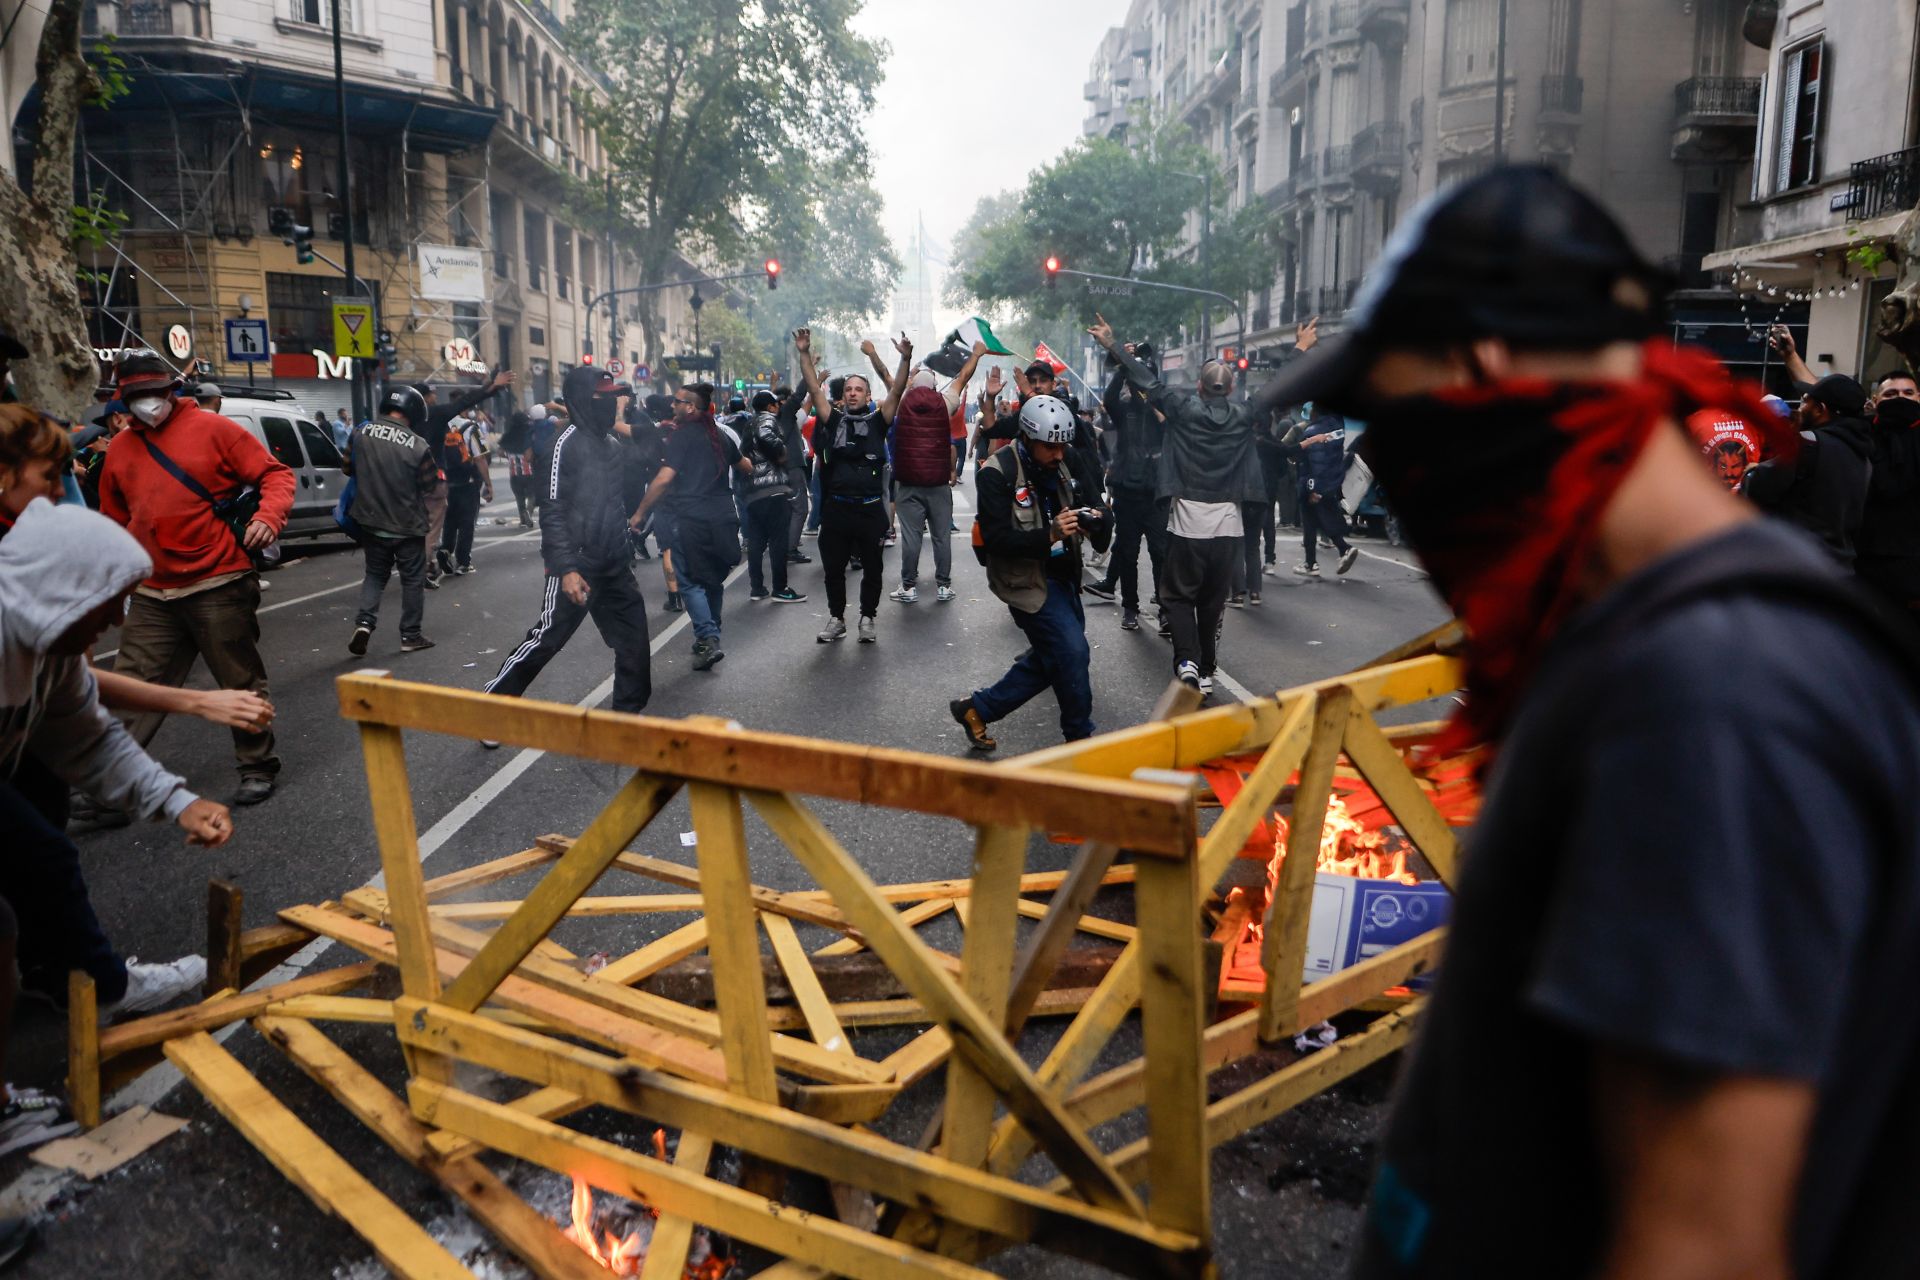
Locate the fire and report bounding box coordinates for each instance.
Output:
[558,1130,733,1278]
[1270,792,1420,890]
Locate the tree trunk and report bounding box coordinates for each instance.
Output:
[0,0,101,421]
[1875,212,1920,370]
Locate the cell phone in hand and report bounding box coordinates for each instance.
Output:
[1074,507,1105,522]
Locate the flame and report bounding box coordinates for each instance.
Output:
[559,1147,733,1278]
[1268,792,1419,890]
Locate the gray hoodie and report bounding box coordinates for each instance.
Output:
[1,499,196,821]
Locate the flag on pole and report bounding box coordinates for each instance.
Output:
[923,317,1017,376]
[1034,341,1069,375]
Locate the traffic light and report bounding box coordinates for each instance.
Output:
[764,258,781,290]
[1236,356,1250,372]
[290,221,315,264]
[375,329,397,366]
[1044,256,1061,291]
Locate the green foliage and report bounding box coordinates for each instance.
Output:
[948,124,1282,350]
[70,190,128,285]
[85,36,131,108]
[1845,227,1890,275]
[695,300,772,381]
[743,157,900,355]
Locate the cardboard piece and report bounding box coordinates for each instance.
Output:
[32,1105,187,1178]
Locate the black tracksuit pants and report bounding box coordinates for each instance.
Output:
[820,499,886,620]
[1302,498,1351,568]
[1105,486,1169,613]
[484,564,652,713]
[1162,534,1237,677]
[744,495,792,595]
[441,482,481,568]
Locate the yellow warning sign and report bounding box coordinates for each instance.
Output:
[332,303,374,359]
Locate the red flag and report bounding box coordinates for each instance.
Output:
[1034,342,1068,374]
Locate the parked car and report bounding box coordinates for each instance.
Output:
[214,389,348,540]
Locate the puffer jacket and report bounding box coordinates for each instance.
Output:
[540,365,635,578]
[891,387,954,487]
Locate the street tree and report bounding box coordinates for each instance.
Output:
[747,161,901,365]
[694,300,773,388]
[0,0,108,419]
[562,0,886,365]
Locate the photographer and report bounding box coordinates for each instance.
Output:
[740,391,805,603]
[950,396,1111,750]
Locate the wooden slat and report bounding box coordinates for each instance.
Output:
[596,920,711,986]
[98,962,380,1056]
[397,1002,1207,1278]
[1260,688,1353,1042]
[1340,702,1463,889]
[687,783,781,1116]
[762,914,847,1055]
[254,1017,606,1280]
[817,900,951,956]
[413,1082,995,1280]
[441,772,679,1012]
[207,879,245,998]
[358,722,439,1004]
[1012,898,1134,941]
[881,1028,953,1087]
[638,1132,715,1280]
[603,848,857,934]
[748,791,1143,1220]
[422,847,563,901]
[68,972,100,1130]
[1133,852,1210,1240]
[165,1032,473,1280]
[336,673,1199,857]
[943,825,1027,1167]
[425,1084,589,1163]
[1195,694,1315,886]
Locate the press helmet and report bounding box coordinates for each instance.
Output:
[1018,394,1076,445]
[379,384,428,430]
[112,348,178,397]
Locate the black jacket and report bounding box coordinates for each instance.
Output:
[343,417,437,538]
[539,366,634,578]
[976,440,1111,589]
[1743,415,1874,569]
[1102,369,1165,494]
[1859,412,1920,564]
[777,385,811,474]
[1111,346,1267,506]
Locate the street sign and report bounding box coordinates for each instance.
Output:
[333,303,374,359]
[733,378,746,391]
[165,324,193,360]
[1086,282,1135,298]
[224,318,269,363]
[443,337,475,365]
[607,359,624,377]
[635,364,651,382]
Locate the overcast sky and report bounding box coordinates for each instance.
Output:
[851,0,1123,333]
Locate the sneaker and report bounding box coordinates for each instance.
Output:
[1338,547,1360,575]
[635,546,653,560]
[772,588,807,603]
[101,955,208,1021]
[1294,563,1322,578]
[858,615,877,643]
[1176,660,1202,690]
[436,549,455,575]
[480,739,501,750]
[936,585,956,604]
[803,527,820,538]
[1157,612,1173,642]
[750,589,770,602]
[0,1088,78,1157]
[400,634,435,652]
[1263,562,1278,577]
[949,698,997,752]
[230,776,274,807]
[691,638,724,671]
[455,563,476,575]
[664,592,684,613]
[1227,592,1246,609]
[890,585,918,604]
[817,617,847,644]
[1247,591,1262,607]
[1083,582,1116,603]
[1121,608,1140,631]
[1199,673,1215,696]
[789,551,813,564]
[423,573,440,590]
[348,625,371,656]
[884,533,898,548]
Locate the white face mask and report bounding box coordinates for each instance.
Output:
[127,396,173,428]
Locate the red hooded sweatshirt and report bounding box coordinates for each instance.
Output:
[98,399,296,590]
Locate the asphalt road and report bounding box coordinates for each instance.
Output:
[5,475,1447,1277]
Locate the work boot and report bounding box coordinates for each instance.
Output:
[691,638,724,671]
[950,699,997,753]
[817,617,847,644]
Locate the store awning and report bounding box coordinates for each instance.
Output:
[1701,210,1913,274]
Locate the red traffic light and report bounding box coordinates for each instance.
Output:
[1236,357,1250,371]
[1045,256,1060,272]
[1044,256,1061,290]
[765,258,781,290]
[582,353,593,364]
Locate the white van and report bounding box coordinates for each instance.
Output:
[213,390,347,540]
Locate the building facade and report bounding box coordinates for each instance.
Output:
[1085,0,1770,382]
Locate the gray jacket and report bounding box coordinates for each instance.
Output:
[344,417,437,538]
[1110,346,1267,506]
[1,499,195,821]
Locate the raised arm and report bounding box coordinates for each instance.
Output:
[881,333,913,421]
[860,338,891,385]
[947,341,988,396]
[1087,314,1186,421]
[794,328,832,422]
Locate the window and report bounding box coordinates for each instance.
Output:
[1775,40,1823,190]
[287,0,352,30]
[298,418,343,469]
[490,193,514,278]
[259,417,305,470]
[498,323,515,370]
[524,209,548,291]
[1546,0,1581,79]
[1442,0,1498,89]
[265,273,383,359]
[554,226,573,301]
[529,326,546,348]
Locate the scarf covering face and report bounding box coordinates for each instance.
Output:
[1361,340,1798,752]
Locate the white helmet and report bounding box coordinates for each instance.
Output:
[1018,395,1076,444]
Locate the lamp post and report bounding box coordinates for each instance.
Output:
[329,0,365,423]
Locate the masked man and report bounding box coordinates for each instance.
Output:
[1261,165,1920,1280]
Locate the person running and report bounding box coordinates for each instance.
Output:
[345,385,439,655]
[631,383,751,670]
[1285,410,1360,578]
[481,367,651,726]
[796,327,908,644]
[1087,320,1267,696]
[1087,342,1168,632]
[737,392,804,604]
[97,350,295,806]
[950,396,1111,750]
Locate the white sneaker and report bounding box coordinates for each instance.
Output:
[1198,673,1215,695]
[890,585,918,604]
[101,955,208,1022]
[0,1088,77,1156]
[936,585,956,603]
[1176,660,1201,690]
[1294,563,1321,578]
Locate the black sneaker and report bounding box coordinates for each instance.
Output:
[1121,608,1140,631]
[1227,592,1246,609]
[1157,613,1173,642]
[436,549,455,575]
[1083,582,1116,603]
[423,570,440,590]
[691,638,724,671]
[789,551,813,564]
[455,563,476,575]
[230,776,274,807]
[348,625,371,656]
[772,588,807,603]
[664,592,684,613]
[749,589,770,602]
[1247,591,1262,607]
[400,634,435,652]
[949,699,997,752]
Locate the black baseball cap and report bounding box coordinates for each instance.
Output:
[1261,166,1669,410]
[1805,373,1867,418]
[1025,361,1057,380]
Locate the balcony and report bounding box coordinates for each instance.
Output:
[1357,0,1409,45]
[121,0,174,35]
[1540,74,1584,119]
[1670,76,1761,162]
[1845,145,1920,222]
[1350,121,1405,192]
[1321,145,1352,187]
[1233,86,1262,130]
[1270,49,1309,103]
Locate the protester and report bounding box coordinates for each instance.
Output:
[797,328,908,643]
[630,381,750,670]
[1741,373,1873,570]
[416,370,512,585]
[332,407,352,452]
[950,395,1110,749]
[1874,369,1919,406]
[191,382,221,414]
[622,397,667,561]
[1285,410,1360,578]
[482,367,651,725]
[345,386,438,655]
[499,410,537,528]
[96,350,293,807]
[436,405,492,576]
[738,391,805,604]
[1087,344,1168,632]
[1089,318,1267,695]
[890,344,984,604]
[2,498,236,1033]
[773,382,813,563]
[1260,164,1920,1280]
[1856,381,1920,614]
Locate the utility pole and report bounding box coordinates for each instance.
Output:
[604,171,616,364]
[1492,0,1509,164]
[329,0,365,424]
[1201,167,1213,357]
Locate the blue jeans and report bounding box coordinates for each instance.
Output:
[806,467,823,532]
[658,515,720,642]
[971,580,1095,741]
